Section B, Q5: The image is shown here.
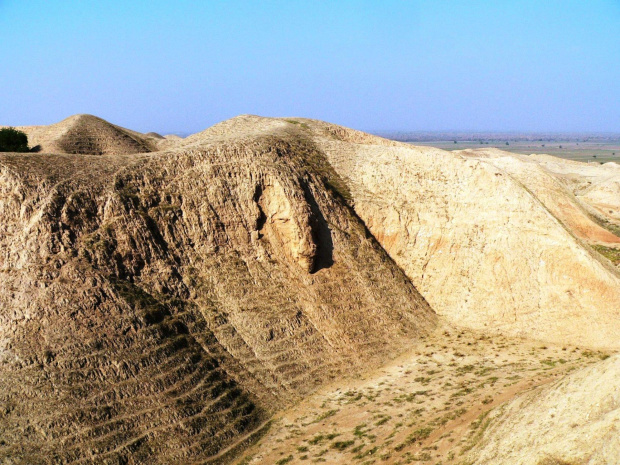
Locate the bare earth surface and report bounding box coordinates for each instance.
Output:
[1,114,619,465]
[311,130,620,350]
[237,323,610,465]
[466,353,619,465]
[0,115,434,464]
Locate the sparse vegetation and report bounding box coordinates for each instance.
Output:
[286,119,310,130]
[460,410,492,453]
[245,323,605,464]
[593,245,620,266]
[331,440,355,450]
[314,409,338,422]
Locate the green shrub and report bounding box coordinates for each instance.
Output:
[0,127,29,152]
[331,440,355,450]
[276,455,293,465]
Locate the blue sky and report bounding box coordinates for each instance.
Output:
[0,0,618,133]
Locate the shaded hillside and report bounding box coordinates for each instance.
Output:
[3,113,620,464]
[0,125,434,463]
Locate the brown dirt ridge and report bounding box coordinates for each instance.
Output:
[4,114,160,155]
[0,114,434,464]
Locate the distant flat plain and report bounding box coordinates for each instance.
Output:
[379,132,620,163]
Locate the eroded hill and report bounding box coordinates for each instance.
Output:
[1,114,619,465]
[7,114,159,155]
[0,119,434,464]
[466,354,620,464]
[301,122,620,350]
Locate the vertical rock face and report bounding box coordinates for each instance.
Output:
[254,179,318,273]
[0,123,435,464]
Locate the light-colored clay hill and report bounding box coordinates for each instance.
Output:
[300,122,620,350]
[466,354,620,464]
[8,114,158,155]
[0,119,434,464]
[2,113,619,465]
[529,154,620,228]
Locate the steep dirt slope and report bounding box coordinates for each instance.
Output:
[181,117,620,350]
[4,114,620,464]
[291,119,620,350]
[0,123,434,463]
[466,354,620,465]
[11,114,157,155]
[529,154,620,229]
[457,149,620,247]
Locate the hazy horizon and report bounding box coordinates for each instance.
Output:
[4,112,620,139]
[1,1,619,134]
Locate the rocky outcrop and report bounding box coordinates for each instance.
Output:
[254,179,318,273]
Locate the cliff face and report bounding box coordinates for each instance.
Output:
[0,125,434,464]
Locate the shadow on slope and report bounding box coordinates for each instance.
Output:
[0,126,435,464]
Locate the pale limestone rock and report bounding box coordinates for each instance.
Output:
[256,180,317,272]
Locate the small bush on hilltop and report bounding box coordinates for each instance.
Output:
[0,127,29,152]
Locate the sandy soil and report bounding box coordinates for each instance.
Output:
[236,322,610,465]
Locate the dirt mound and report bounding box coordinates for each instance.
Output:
[181,115,402,149]
[18,114,155,155]
[466,354,620,464]
[180,115,291,147]
[0,124,434,463]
